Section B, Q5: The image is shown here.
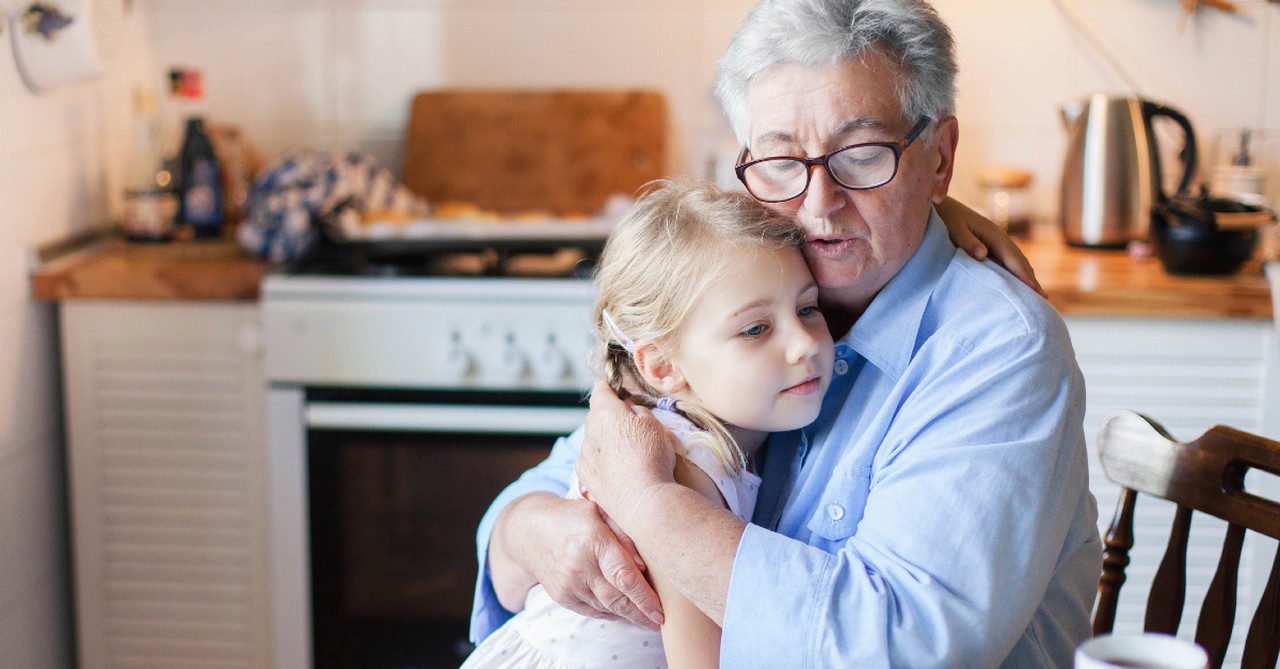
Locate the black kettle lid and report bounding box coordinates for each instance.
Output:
[1158,185,1264,228]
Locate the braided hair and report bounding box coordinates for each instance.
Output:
[591,180,802,473]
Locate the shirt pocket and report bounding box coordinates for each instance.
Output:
[805,463,873,544]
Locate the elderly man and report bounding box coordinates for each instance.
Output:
[473,0,1101,666]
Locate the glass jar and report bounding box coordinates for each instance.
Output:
[977,166,1033,236]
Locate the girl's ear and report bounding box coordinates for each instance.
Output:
[634,344,688,395]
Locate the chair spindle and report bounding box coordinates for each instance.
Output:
[1240,546,1280,669]
[1146,504,1193,634]
[1096,488,1138,635]
[1195,522,1246,669]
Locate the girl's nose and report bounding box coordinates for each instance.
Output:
[786,323,821,364]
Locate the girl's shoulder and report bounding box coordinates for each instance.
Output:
[651,408,702,443]
[652,409,760,522]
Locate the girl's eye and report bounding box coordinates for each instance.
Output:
[798,305,819,318]
[741,323,767,338]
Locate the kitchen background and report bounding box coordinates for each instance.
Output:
[1,0,1278,665]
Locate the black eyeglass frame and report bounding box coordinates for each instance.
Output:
[734,116,933,204]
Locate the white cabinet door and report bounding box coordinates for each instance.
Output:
[61,301,270,669]
[1067,316,1279,669]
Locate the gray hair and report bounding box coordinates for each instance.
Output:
[715,0,957,146]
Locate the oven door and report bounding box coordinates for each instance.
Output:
[299,389,586,669]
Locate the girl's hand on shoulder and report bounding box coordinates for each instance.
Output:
[938,196,1045,297]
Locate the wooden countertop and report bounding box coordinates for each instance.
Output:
[1019,230,1273,320]
[30,235,267,301]
[28,229,1276,319]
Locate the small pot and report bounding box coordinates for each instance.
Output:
[1149,192,1271,275]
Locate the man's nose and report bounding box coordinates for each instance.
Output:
[801,164,846,219]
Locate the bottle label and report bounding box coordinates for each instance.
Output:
[184,159,221,226]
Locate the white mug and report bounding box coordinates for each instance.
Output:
[1075,633,1209,669]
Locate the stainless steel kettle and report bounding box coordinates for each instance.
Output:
[1059,94,1198,247]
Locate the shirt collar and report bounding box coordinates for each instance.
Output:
[840,208,954,380]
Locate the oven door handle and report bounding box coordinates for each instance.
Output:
[305,402,588,435]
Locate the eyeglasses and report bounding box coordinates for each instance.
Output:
[735,117,932,203]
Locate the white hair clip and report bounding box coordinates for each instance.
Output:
[601,309,636,353]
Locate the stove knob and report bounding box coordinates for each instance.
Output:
[532,343,570,387]
[491,340,528,385]
[441,344,473,383]
[440,330,473,383]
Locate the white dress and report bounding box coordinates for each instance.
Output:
[461,409,760,669]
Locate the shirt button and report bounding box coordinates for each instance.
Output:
[834,359,849,375]
[827,503,845,521]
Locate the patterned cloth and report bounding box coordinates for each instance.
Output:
[236,151,427,262]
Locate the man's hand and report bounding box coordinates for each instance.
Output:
[489,492,665,630]
[576,381,680,527]
[938,196,1045,297]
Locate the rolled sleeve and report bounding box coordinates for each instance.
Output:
[469,425,584,642]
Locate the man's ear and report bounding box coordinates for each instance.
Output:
[634,344,688,395]
[929,115,959,205]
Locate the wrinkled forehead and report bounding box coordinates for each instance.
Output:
[745,55,907,149]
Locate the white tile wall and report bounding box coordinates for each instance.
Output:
[1263,3,1280,205]
[0,2,155,667]
[142,0,1280,224]
[939,0,1280,216]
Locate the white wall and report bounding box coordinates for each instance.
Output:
[939,0,1280,222]
[146,0,1280,222]
[0,5,155,666]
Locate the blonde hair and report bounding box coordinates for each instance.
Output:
[592,180,803,473]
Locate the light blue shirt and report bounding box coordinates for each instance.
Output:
[471,211,1101,668]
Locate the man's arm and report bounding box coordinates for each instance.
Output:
[581,329,1093,666]
[576,389,743,623]
[471,429,576,641]
[470,425,664,643]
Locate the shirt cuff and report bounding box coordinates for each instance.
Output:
[470,561,510,644]
[720,523,836,667]
[468,428,583,642]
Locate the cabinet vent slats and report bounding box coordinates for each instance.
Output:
[112,655,247,669]
[99,427,252,446]
[109,600,250,624]
[1069,317,1274,669]
[65,302,269,668]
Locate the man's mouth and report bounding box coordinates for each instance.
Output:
[805,237,855,258]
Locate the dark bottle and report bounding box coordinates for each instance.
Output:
[178,116,224,238]
[175,69,224,239]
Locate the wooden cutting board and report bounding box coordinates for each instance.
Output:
[401,90,668,215]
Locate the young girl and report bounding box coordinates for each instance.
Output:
[461,179,835,669]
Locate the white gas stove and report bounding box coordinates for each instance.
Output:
[262,268,598,668]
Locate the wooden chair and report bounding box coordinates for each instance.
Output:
[1093,410,1280,668]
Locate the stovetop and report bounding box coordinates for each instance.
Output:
[280,239,601,280]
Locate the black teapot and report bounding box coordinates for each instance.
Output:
[1149,188,1273,275]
